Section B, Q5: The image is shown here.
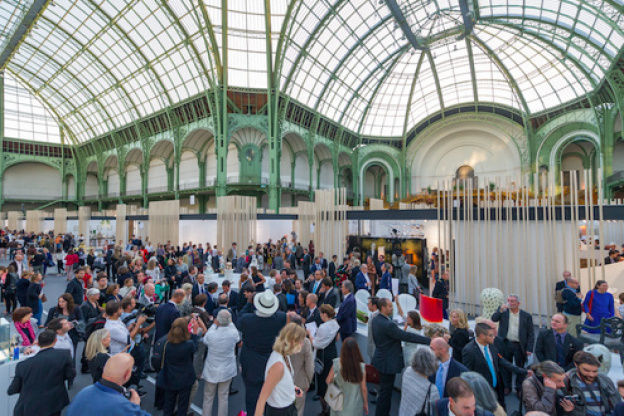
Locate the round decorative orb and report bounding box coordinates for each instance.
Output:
[584,344,611,374]
[480,288,504,319]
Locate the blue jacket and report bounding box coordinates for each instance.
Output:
[379,271,392,293]
[154,301,181,341]
[67,381,151,416]
[335,293,357,335]
[355,272,369,291]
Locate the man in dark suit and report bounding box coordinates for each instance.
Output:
[372,297,430,416]
[379,263,393,294]
[307,270,324,294]
[433,377,495,416]
[192,294,213,328]
[8,330,76,416]
[462,322,529,407]
[432,272,450,319]
[203,282,218,316]
[534,313,583,371]
[319,278,339,308]
[191,274,208,301]
[154,289,183,341]
[429,337,468,397]
[335,281,357,340]
[273,283,289,313]
[65,267,85,306]
[605,249,620,265]
[318,252,328,270]
[302,249,311,280]
[305,293,323,327]
[328,255,338,279]
[221,280,239,313]
[492,294,534,393]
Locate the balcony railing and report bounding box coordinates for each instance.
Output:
[148,186,170,194]
[3,193,62,200]
[179,181,200,190]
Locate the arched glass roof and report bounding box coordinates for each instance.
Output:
[1,0,623,143]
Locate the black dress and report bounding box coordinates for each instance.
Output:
[317,338,337,397]
[449,327,470,363]
[251,273,265,292]
[89,352,110,383]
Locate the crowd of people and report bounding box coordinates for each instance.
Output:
[2,228,624,416]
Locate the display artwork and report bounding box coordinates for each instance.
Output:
[480,288,504,319]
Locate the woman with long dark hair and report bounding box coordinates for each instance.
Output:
[26,272,44,327]
[325,337,368,416]
[45,293,83,349]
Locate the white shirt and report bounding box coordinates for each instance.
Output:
[54,333,74,358]
[105,318,133,355]
[508,311,520,342]
[265,351,295,408]
[312,319,340,350]
[202,323,240,383]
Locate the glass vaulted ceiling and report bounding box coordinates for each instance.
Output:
[1,0,624,143]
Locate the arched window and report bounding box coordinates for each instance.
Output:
[456,165,474,180]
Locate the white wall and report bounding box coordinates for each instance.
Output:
[179,220,217,247]
[281,193,292,208]
[107,171,120,195]
[206,142,217,186]
[85,175,98,197]
[67,176,76,199]
[148,159,168,192]
[262,146,270,183]
[294,154,309,189]
[227,144,239,182]
[179,151,199,188]
[364,170,375,197]
[3,163,62,199]
[319,160,334,189]
[410,121,522,191]
[257,220,295,243]
[561,155,585,188]
[125,165,141,193]
[280,147,292,186]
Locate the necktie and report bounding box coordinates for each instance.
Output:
[484,346,497,387]
[435,364,445,396]
[199,285,203,294]
[556,334,565,366]
[314,281,320,293]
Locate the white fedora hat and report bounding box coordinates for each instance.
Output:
[254,290,278,316]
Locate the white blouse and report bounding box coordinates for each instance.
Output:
[265,351,295,409]
[312,319,340,350]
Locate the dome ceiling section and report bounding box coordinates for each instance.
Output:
[0,0,34,62]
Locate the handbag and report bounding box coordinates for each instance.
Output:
[414,385,431,416]
[365,364,380,384]
[324,368,344,411]
[314,356,324,375]
[41,293,48,303]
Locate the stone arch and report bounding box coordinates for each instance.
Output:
[103,155,119,196]
[547,131,602,173]
[124,148,144,168]
[183,128,215,161]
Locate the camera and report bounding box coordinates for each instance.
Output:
[557,392,579,404]
[122,303,158,325]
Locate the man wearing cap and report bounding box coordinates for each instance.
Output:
[238,289,287,413]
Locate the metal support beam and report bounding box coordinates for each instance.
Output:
[0,0,50,70]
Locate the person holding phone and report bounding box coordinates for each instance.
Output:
[522,361,574,416]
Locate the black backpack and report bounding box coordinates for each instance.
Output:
[85,312,107,340]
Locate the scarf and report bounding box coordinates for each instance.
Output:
[15,321,36,346]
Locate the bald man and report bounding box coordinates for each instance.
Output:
[429,337,468,398]
[66,353,151,415]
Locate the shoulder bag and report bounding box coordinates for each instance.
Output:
[324,363,343,412]
[414,385,431,416]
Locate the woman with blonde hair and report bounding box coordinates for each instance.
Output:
[85,328,111,383]
[177,283,194,316]
[448,309,470,364]
[146,258,160,281]
[255,323,306,416]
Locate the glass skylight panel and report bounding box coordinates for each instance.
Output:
[4,73,62,143]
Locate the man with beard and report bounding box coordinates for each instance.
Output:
[563,351,620,416]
